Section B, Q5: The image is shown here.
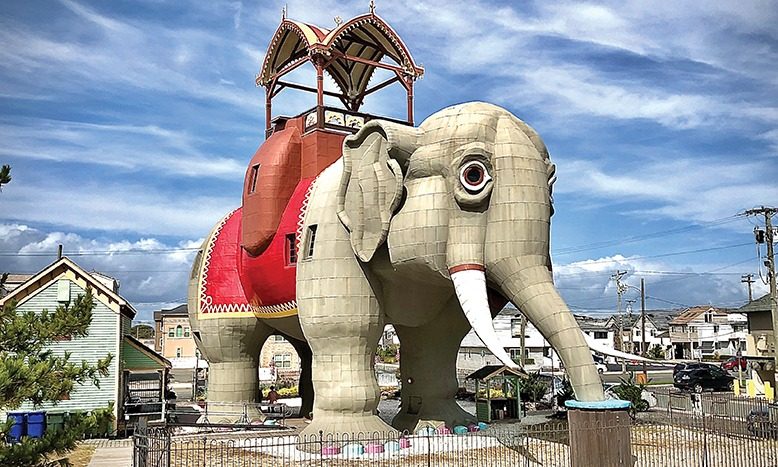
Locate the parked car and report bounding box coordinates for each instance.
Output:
[672,361,711,376]
[595,362,607,374]
[720,356,748,371]
[673,365,734,392]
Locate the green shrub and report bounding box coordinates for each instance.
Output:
[613,373,649,416]
[277,386,298,398]
[520,371,548,402]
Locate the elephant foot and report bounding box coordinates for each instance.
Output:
[392,398,475,433]
[298,413,397,450]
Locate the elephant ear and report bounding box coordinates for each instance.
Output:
[337,120,419,262]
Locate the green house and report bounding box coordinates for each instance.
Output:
[0,257,170,433]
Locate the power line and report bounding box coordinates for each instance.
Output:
[0,248,200,257]
[554,215,742,256]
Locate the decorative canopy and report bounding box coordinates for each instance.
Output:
[256,10,424,122]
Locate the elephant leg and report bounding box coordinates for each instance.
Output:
[392,298,475,432]
[198,317,274,405]
[287,336,314,418]
[297,265,393,439]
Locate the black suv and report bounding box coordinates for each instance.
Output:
[673,364,734,392]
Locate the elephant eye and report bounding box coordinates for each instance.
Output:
[459,161,492,192]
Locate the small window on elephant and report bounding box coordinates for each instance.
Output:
[286,233,297,265]
[306,225,317,258]
[248,164,260,194]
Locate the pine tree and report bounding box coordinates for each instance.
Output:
[0,290,114,466]
[0,165,10,191]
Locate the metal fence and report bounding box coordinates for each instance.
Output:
[134,394,778,466]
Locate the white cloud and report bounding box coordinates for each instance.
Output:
[0,118,246,179]
[0,223,199,321]
[553,156,777,223]
[553,254,751,314]
[2,177,236,237]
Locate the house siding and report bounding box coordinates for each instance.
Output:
[122,340,164,370]
[16,279,119,414]
[121,315,132,337]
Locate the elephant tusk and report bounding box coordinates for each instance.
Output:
[450,269,519,369]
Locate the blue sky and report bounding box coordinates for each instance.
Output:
[1,0,776,322]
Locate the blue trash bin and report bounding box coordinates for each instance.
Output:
[7,412,26,442]
[27,411,47,439]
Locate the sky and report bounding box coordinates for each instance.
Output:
[1,0,776,322]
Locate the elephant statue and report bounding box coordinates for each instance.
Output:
[188,101,605,438]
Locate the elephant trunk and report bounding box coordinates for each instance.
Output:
[490,260,605,401]
[450,268,519,369]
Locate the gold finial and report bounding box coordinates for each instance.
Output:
[281,4,287,20]
[369,0,376,15]
[334,16,343,26]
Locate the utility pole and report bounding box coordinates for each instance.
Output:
[641,278,648,382]
[743,206,778,379]
[612,270,628,373]
[626,299,637,354]
[741,273,755,302]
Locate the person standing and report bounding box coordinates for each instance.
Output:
[267,386,279,404]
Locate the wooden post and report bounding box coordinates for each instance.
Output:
[566,401,632,466]
[265,87,272,137]
[315,58,324,129]
[406,78,414,126]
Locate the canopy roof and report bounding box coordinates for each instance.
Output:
[466,365,527,381]
[257,13,424,104]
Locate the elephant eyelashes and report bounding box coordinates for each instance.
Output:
[459,160,492,193]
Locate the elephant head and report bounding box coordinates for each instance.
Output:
[337,102,604,402]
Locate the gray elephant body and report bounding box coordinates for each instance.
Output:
[295,102,603,437]
[190,102,604,438]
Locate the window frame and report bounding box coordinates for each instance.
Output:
[248,164,260,194]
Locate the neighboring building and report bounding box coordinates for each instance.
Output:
[738,294,775,358]
[154,304,200,367]
[457,307,560,384]
[669,306,748,359]
[604,311,675,355]
[0,257,170,431]
[0,273,33,298]
[259,335,301,383]
[577,316,615,352]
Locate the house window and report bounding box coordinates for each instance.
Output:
[509,348,521,362]
[184,327,190,337]
[713,325,719,333]
[305,225,317,258]
[248,164,260,194]
[273,335,285,342]
[704,312,712,323]
[273,353,292,368]
[635,330,641,337]
[176,325,183,337]
[168,328,175,338]
[176,348,182,358]
[594,331,607,339]
[286,233,297,265]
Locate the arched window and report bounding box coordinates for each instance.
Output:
[176,325,183,337]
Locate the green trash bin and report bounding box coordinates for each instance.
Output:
[46,412,65,433]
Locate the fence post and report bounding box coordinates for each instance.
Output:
[566,400,632,467]
[201,436,207,467]
[319,430,324,467]
[164,429,171,467]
